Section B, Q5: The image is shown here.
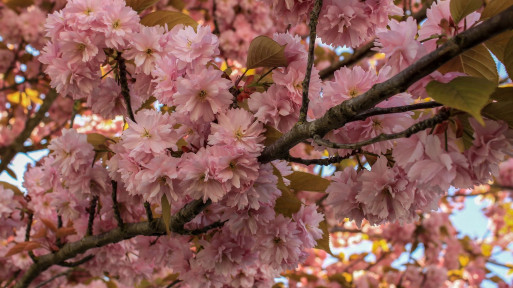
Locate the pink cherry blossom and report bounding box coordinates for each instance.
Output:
[418,0,481,52]
[178,148,227,203]
[375,17,426,75]
[173,67,233,123]
[48,129,94,177]
[121,109,180,158]
[208,108,265,154]
[326,167,365,227]
[357,157,417,224]
[168,24,220,70]
[466,118,513,183]
[124,25,165,75]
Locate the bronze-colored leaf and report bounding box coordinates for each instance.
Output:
[263,124,283,146]
[504,37,513,80]
[4,0,33,10]
[246,36,288,69]
[315,220,333,256]
[450,0,482,24]
[0,181,23,196]
[140,10,198,30]
[481,0,513,19]
[438,44,498,83]
[125,0,159,13]
[484,30,513,62]
[285,171,330,193]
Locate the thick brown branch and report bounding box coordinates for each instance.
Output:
[259,5,513,163]
[14,199,210,288]
[299,0,323,123]
[0,89,58,174]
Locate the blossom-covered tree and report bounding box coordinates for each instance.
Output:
[1,0,513,287]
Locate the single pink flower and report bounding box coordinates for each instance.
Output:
[208,108,265,154]
[173,67,233,123]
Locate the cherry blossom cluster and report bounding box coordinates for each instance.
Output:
[263,0,402,48]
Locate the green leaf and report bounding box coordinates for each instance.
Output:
[246,36,288,69]
[438,44,498,83]
[285,171,330,193]
[272,165,301,217]
[140,10,198,30]
[484,30,513,62]
[504,37,513,79]
[450,0,482,24]
[263,124,283,146]
[0,181,23,196]
[481,0,513,19]
[161,195,171,234]
[426,76,496,125]
[87,133,109,150]
[315,220,333,255]
[125,0,159,13]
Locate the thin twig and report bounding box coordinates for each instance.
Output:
[116,53,136,122]
[57,255,94,267]
[34,271,70,288]
[285,149,359,166]
[111,181,124,229]
[184,220,226,235]
[313,108,450,150]
[351,101,442,122]
[56,215,63,248]
[144,201,153,224]
[166,280,182,288]
[86,197,98,236]
[298,0,323,123]
[25,212,38,263]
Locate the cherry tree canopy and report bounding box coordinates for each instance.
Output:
[1,0,513,287]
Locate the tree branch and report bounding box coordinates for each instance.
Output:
[34,270,70,288]
[86,196,98,237]
[57,255,94,267]
[116,53,135,122]
[258,5,513,163]
[351,101,442,121]
[313,108,450,150]
[285,150,359,166]
[25,212,38,263]
[319,41,375,80]
[0,89,58,174]
[14,199,210,288]
[298,0,323,123]
[111,181,124,229]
